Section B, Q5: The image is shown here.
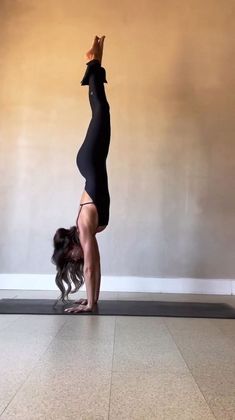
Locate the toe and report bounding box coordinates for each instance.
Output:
[91,36,99,49]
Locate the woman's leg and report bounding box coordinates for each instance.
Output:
[76,56,110,228]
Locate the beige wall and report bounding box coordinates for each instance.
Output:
[0,0,234,278]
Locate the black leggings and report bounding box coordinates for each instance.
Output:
[76,60,111,227]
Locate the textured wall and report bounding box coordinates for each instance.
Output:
[0,0,234,278]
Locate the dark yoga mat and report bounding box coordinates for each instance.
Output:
[0,298,235,318]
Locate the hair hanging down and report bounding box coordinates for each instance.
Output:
[51,226,84,303]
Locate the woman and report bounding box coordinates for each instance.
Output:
[51,35,111,313]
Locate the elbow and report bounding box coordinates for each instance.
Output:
[84,266,96,276]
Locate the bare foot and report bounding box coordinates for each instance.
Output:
[85,35,100,62]
[64,304,94,313]
[98,36,105,62]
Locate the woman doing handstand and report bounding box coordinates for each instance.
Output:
[51,35,111,313]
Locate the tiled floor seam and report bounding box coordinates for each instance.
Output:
[0,316,68,418]
[163,317,217,419]
[107,315,117,420]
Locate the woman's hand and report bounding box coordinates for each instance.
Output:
[74,298,88,305]
[64,304,94,313]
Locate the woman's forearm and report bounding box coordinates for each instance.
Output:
[83,261,100,305]
[82,233,101,307]
[94,261,101,302]
[84,269,96,307]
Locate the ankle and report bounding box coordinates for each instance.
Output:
[87,54,101,64]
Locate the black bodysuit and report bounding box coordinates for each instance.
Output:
[76,59,111,227]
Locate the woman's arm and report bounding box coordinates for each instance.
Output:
[80,230,100,308]
[94,239,101,303]
[64,226,100,313]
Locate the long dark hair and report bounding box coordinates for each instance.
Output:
[51,226,84,303]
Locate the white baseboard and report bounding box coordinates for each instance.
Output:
[0,274,234,295]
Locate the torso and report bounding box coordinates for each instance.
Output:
[78,189,107,234]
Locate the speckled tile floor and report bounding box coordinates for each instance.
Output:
[0,290,235,419]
